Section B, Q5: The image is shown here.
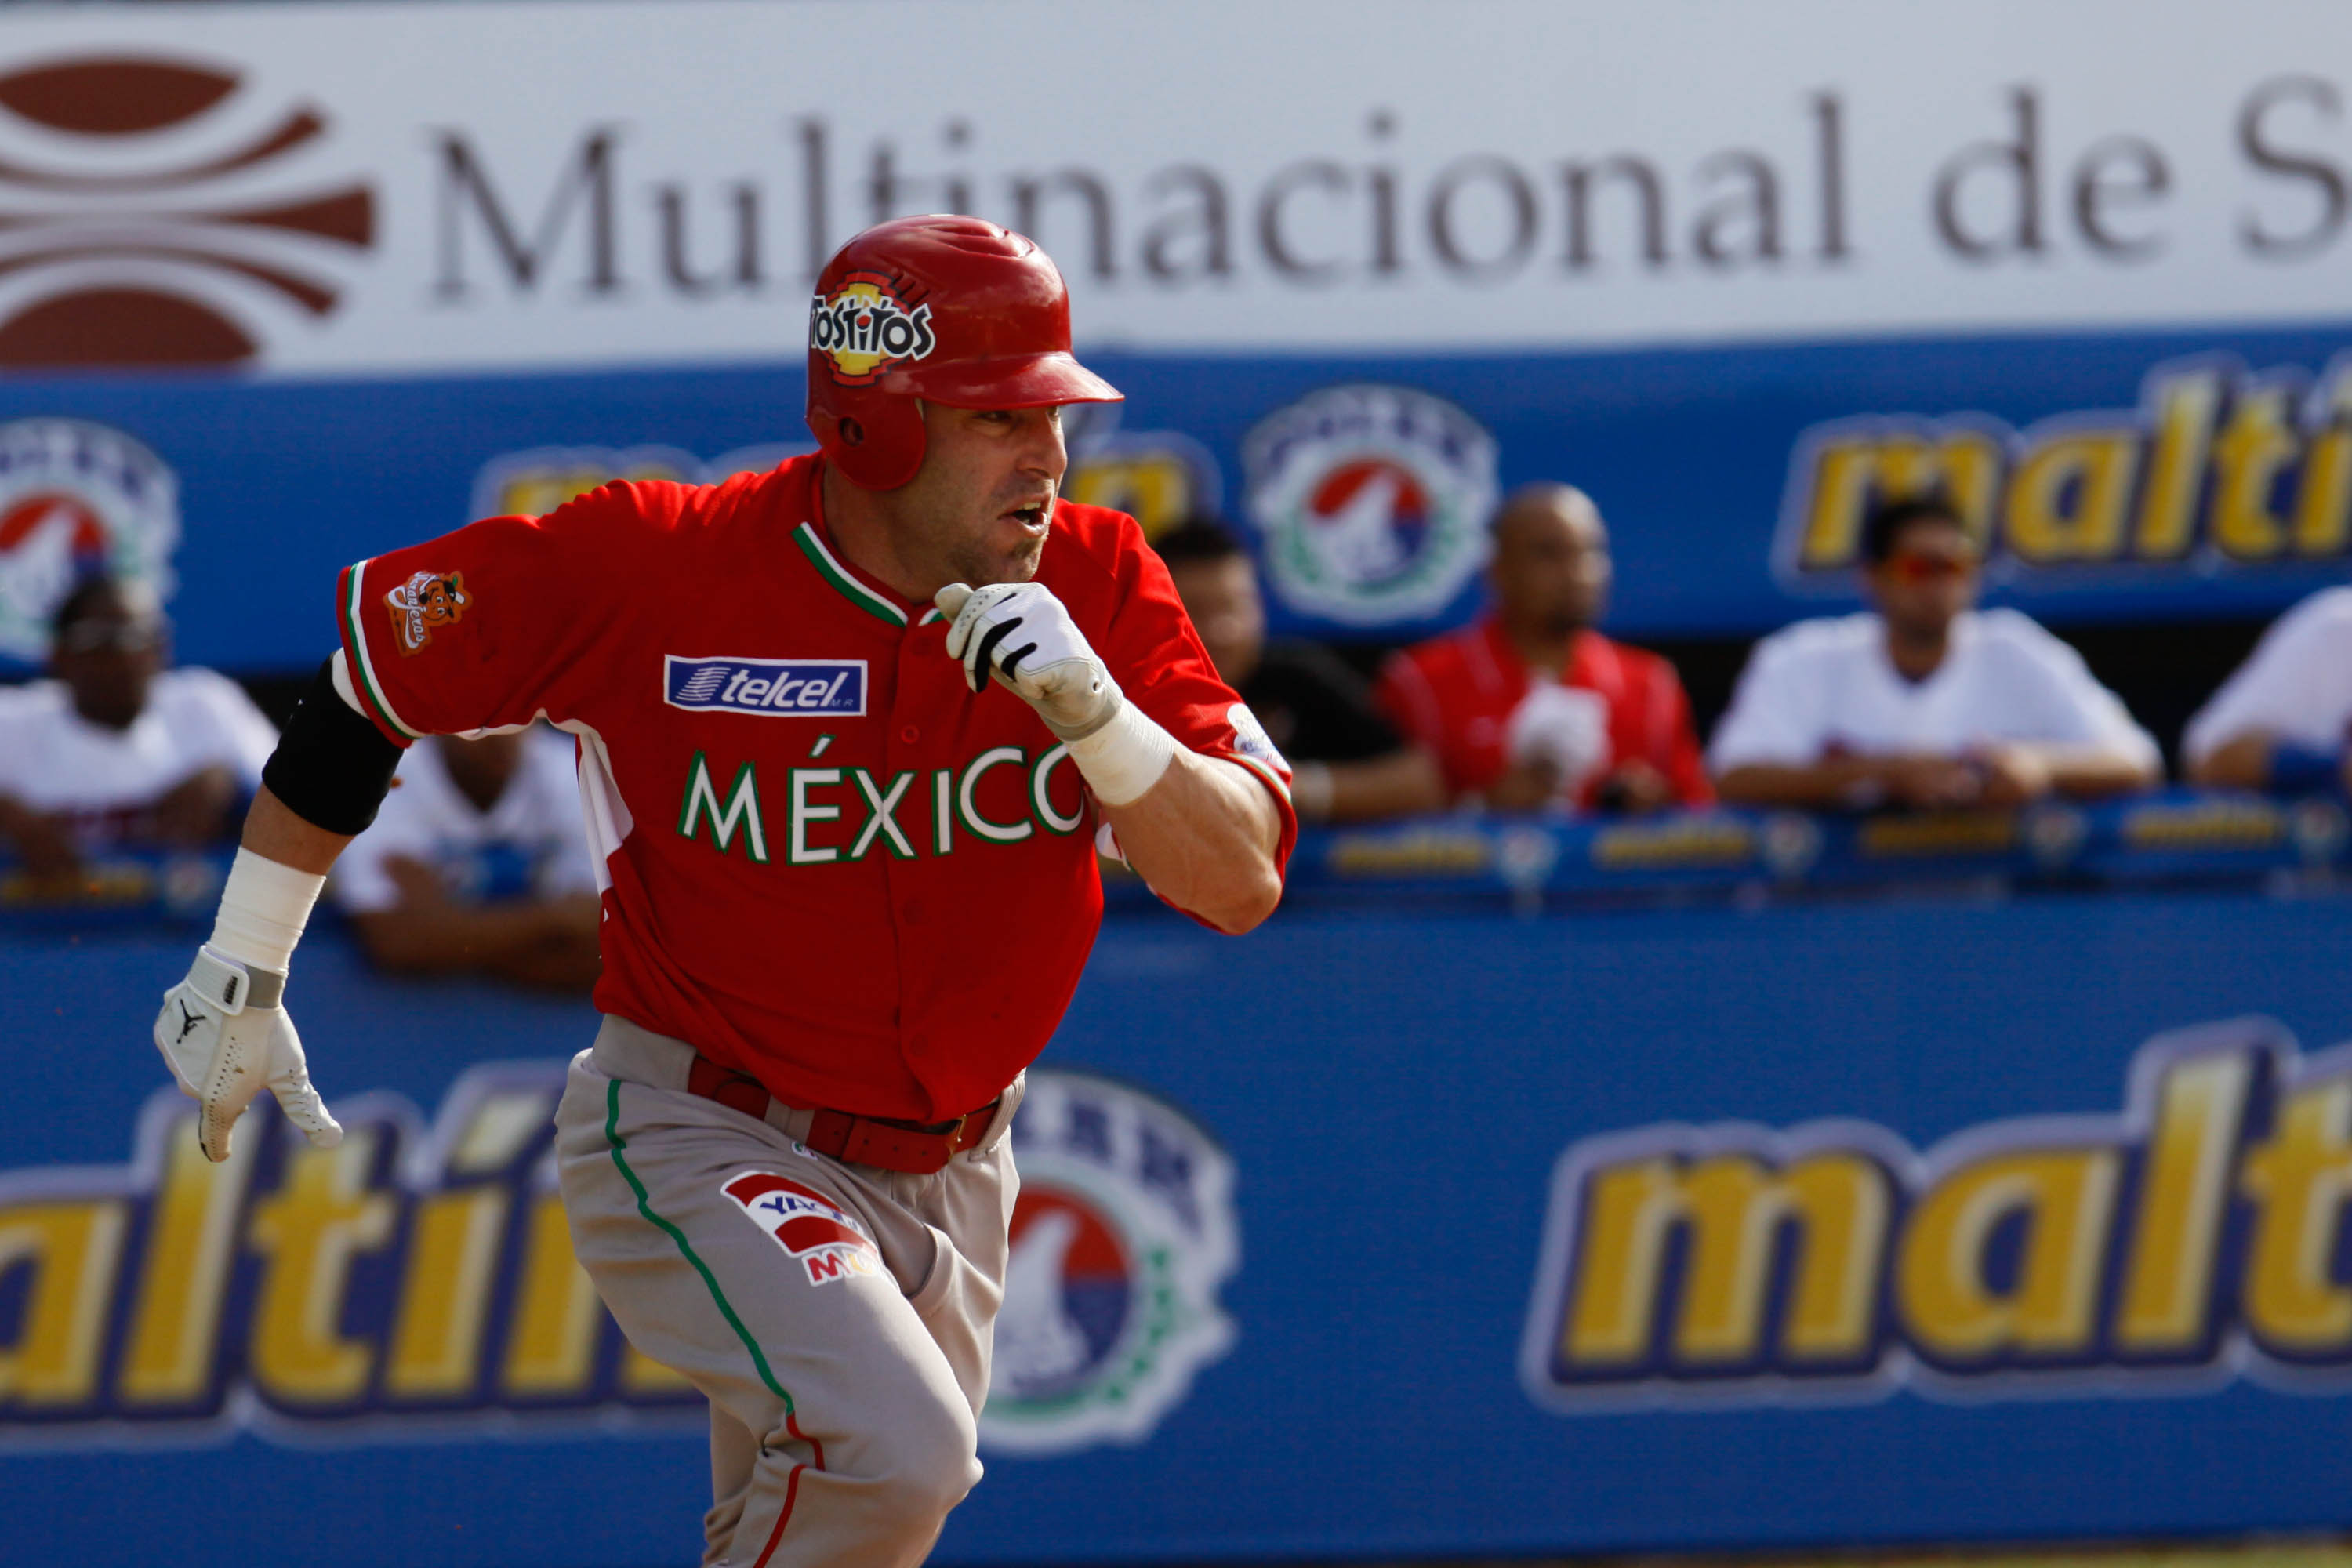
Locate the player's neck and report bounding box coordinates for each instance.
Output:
[1882,620,1951,683]
[1501,615,1580,677]
[819,465,933,605]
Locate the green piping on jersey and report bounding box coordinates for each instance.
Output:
[793,523,906,627]
[602,1078,795,1411]
[339,561,420,740]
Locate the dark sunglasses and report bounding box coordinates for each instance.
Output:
[1882,551,1977,585]
[56,619,167,655]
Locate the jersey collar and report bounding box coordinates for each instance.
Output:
[795,469,946,629]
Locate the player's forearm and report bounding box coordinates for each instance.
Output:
[352,899,582,976]
[1312,748,1448,822]
[1711,757,1889,808]
[2186,732,2275,790]
[1104,752,1283,934]
[2017,743,2161,798]
[241,784,354,874]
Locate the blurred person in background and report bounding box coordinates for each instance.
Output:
[1372,482,1710,814]
[0,574,276,883]
[1711,495,2160,809]
[2183,583,2352,796]
[1156,516,1443,822]
[333,725,601,991]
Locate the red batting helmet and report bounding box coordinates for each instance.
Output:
[804,216,1122,491]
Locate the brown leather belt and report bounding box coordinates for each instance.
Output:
[684,1053,999,1175]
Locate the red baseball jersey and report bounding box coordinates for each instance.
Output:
[1372,618,1712,809]
[336,455,1294,1121]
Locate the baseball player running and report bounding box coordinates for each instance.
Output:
[151,216,1295,1566]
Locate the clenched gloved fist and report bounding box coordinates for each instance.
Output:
[937,582,1123,742]
[154,945,342,1163]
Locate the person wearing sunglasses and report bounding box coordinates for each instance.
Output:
[0,573,278,886]
[1710,495,2159,811]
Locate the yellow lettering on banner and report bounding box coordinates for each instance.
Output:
[1066,453,1196,539]
[245,1131,397,1405]
[2132,370,2222,557]
[2005,432,2138,563]
[2293,413,2352,557]
[1799,432,2001,568]
[386,1189,510,1399]
[2209,387,2303,561]
[622,1343,695,1394]
[1563,1159,1679,1364]
[2115,1052,2252,1352]
[1561,1151,1888,1369]
[495,463,682,520]
[120,1116,254,1405]
[2240,1076,2352,1354]
[0,1200,125,1408]
[503,1193,603,1398]
[1897,1149,2119,1359]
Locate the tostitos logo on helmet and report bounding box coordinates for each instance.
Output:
[805,216,1121,492]
[808,272,936,386]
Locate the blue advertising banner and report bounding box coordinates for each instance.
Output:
[2,884,2350,1566]
[3,322,2351,677]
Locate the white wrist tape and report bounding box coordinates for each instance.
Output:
[1067,701,1178,808]
[206,848,325,978]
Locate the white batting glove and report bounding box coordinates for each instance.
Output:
[154,945,342,1163]
[937,581,1123,742]
[935,581,1180,807]
[1505,684,1613,793]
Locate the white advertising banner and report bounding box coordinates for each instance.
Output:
[0,0,2344,376]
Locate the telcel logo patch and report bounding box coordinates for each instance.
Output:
[665,655,866,717]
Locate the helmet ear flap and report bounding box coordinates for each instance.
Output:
[807,389,927,491]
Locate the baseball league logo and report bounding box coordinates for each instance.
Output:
[809,271,935,386]
[722,1172,884,1287]
[383,568,471,655]
[0,419,178,665]
[0,53,373,368]
[1242,383,1498,627]
[981,1070,1238,1457]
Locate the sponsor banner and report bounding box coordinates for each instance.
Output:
[1522,1018,2352,1409]
[4,893,2352,1564]
[13,324,2352,670]
[985,1071,1238,1455]
[0,2,2342,375]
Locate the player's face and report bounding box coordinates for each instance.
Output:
[1492,497,1611,639]
[1866,517,1979,640]
[50,583,165,731]
[1167,554,1266,687]
[889,403,1068,588]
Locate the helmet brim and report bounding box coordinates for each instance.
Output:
[884,350,1121,408]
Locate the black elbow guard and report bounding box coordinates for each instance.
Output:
[261,657,405,835]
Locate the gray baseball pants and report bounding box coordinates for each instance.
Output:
[554,1016,1022,1567]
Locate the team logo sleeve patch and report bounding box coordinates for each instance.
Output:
[383,568,473,655]
[722,1171,883,1287]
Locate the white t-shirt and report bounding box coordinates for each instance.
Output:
[0,668,278,844]
[333,728,598,914]
[2183,586,2352,768]
[1708,608,2161,773]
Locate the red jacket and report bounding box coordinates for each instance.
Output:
[1373,618,1711,809]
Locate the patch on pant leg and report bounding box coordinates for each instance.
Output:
[723,1172,884,1287]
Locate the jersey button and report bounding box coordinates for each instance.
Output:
[899,724,920,744]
